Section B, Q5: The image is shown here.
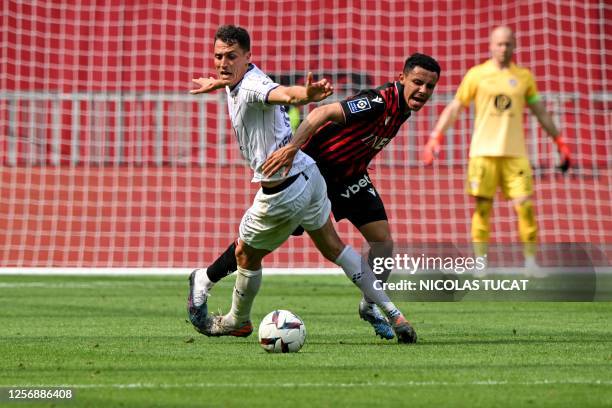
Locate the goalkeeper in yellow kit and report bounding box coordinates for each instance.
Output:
[422,26,571,266]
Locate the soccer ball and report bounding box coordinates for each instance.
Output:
[258,310,306,353]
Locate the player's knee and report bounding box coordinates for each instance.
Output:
[234,247,249,268]
[514,198,535,220]
[512,195,532,206]
[234,241,263,270]
[365,226,392,243]
[475,198,493,218]
[358,219,392,242]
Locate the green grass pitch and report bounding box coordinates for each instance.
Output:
[0,274,610,407]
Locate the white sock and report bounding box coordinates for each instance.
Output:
[193,268,215,306]
[335,246,400,319]
[227,266,262,325]
[524,255,538,268]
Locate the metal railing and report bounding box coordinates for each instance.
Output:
[1,90,607,168]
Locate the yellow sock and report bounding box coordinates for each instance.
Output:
[514,199,537,257]
[472,199,493,257]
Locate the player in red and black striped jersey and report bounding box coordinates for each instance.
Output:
[268,53,439,237]
[303,80,412,181]
[300,79,420,231]
[194,53,440,341]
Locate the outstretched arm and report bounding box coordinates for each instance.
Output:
[267,72,334,106]
[262,102,344,177]
[422,99,464,164]
[190,76,232,94]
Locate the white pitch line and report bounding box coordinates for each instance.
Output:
[0,268,344,276]
[0,281,179,289]
[1,267,610,276]
[3,380,611,389]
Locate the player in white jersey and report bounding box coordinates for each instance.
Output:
[224,63,315,183]
[188,25,417,343]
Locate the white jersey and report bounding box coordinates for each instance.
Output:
[225,64,315,182]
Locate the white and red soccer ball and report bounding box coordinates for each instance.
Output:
[258,310,306,353]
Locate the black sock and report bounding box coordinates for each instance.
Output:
[206,242,238,283]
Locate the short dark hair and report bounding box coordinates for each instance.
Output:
[403,53,441,76]
[214,25,250,51]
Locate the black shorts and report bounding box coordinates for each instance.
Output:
[324,172,388,228]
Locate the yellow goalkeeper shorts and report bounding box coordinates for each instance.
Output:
[466,156,533,199]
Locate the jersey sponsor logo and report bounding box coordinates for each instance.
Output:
[362,134,391,150]
[509,78,517,87]
[340,174,374,198]
[372,96,384,104]
[347,97,372,113]
[494,94,512,111]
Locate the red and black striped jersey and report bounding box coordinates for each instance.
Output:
[302,81,411,181]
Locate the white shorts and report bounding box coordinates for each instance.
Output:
[239,164,331,251]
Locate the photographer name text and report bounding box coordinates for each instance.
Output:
[374,279,529,291]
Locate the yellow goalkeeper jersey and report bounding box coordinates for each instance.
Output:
[455,59,540,158]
